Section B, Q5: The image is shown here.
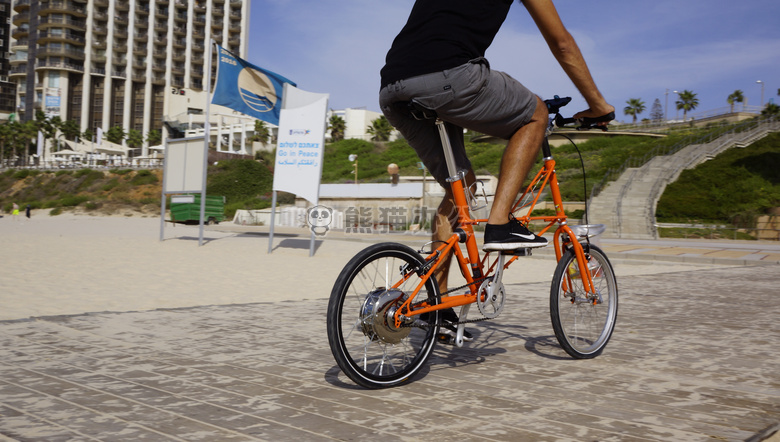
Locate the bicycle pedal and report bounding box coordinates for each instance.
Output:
[502,248,532,257]
[437,334,457,346]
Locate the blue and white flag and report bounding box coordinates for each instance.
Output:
[211,45,296,126]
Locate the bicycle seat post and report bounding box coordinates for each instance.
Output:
[435,119,462,181]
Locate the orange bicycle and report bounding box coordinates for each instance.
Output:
[327,96,618,389]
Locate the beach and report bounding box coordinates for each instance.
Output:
[0,211,718,321]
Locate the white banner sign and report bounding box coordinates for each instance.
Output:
[272,85,329,205]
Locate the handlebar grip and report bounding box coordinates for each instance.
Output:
[577,111,615,131]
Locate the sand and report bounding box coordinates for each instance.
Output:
[0,211,713,321]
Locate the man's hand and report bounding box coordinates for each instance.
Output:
[574,105,615,127]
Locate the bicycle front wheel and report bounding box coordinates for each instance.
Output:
[550,244,618,359]
[327,242,440,389]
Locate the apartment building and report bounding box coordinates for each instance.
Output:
[0,0,15,115]
[9,0,249,152]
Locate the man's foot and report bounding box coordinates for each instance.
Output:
[436,308,473,344]
[483,216,548,251]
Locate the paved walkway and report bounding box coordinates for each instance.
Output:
[1,230,779,441]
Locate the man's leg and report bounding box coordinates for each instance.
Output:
[432,169,476,294]
[487,96,548,225]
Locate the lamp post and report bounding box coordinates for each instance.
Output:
[349,154,358,184]
[664,89,669,122]
[757,80,765,109]
[673,91,680,121]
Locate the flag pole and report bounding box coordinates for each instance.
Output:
[199,40,216,246]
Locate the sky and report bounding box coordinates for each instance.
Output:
[247,0,780,123]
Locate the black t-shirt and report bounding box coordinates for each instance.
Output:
[380,0,514,88]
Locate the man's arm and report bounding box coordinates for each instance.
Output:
[522,0,614,120]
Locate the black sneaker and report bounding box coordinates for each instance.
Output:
[436,308,473,344]
[483,217,548,251]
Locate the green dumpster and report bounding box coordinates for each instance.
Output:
[170,194,225,225]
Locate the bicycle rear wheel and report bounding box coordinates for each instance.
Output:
[327,242,440,389]
[550,244,618,359]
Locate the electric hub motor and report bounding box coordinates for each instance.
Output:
[360,288,411,344]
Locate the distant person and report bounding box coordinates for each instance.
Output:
[25,205,31,220]
[12,202,19,220]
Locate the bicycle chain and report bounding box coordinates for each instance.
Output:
[400,275,494,328]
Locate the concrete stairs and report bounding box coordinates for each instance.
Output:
[588,118,780,239]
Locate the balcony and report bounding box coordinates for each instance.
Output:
[12,27,30,39]
[10,65,30,77]
[152,49,166,59]
[136,3,150,15]
[38,15,87,29]
[173,26,186,36]
[172,38,186,48]
[39,1,87,17]
[115,14,129,25]
[133,44,147,54]
[154,21,167,31]
[9,52,29,65]
[175,12,187,22]
[112,68,126,78]
[37,46,86,60]
[115,1,130,11]
[13,0,30,13]
[38,30,86,45]
[92,25,107,35]
[13,12,30,26]
[172,51,185,61]
[37,60,85,73]
[134,32,148,43]
[11,39,30,50]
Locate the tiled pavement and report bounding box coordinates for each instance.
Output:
[1,261,779,441]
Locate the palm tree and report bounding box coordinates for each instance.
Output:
[18,120,38,166]
[675,90,699,121]
[0,122,11,167]
[366,115,393,142]
[145,129,161,146]
[329,114,346,142]
[623,98,646,124]
[127,129,144,149]
[727,90,744,113]
[761,103,780,118]
[106,125,126,145]
[250,120,271,144]
[60,120,82,142]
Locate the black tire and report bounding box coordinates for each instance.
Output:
[550,244,618,359]
[206,217,216,226]
[327,242,440,389]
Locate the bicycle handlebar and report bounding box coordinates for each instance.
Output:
[544,95,615,132]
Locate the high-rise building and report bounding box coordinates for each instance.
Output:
[9,0,249,152]
[0,0,16,115]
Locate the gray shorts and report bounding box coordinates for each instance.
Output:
[379,58,538,187]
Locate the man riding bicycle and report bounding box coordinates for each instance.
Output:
[379,0,614,341]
